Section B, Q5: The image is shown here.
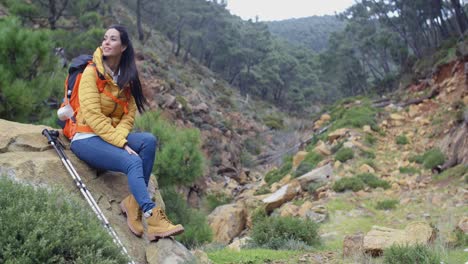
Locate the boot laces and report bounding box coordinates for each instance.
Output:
[157,208,174,225]
[137,209,142,220]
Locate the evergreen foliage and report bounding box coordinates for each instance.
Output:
[375,199,399,210]
[395,135,409,145]
[0,177,128,264]
[356,173,390,189]
[383,244,441,264]
[334,147,354,162]
[251,211,320,250]
[267,16,346,53]
[135,112,205,187]
[330,102,378,130]
[332,177,365,192]
[293,151,323,178]
[264,156,293,185]
[0,16,63,122]
[205,192,232,212]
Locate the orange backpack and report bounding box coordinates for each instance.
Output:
[58,55,129,140]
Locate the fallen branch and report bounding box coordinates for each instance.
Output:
[398,85,440,107]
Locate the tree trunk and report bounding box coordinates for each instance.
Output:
[450,0,468,34]
[48,0,57,30]
[183,38,193,63]
[137,0,144,41]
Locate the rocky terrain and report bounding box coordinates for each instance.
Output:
[0,52,466,264]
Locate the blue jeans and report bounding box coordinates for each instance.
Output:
[71,132,157,213]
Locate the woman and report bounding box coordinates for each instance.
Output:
[70,25,184,240]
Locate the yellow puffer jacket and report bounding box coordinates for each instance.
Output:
[76,47,137,148]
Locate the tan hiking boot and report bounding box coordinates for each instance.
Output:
[145,207,184,240]
[120,194,144,237]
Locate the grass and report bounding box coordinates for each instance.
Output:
[375,199,399,210]
[335,147,354,162]
[399,166,420,174]
[207,248,303,264]
[383,244,441,264]
[395,135,409,145]
[433,164,468,181]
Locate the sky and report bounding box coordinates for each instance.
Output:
[226,0,355,21]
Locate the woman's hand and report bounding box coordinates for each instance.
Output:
[124,144,138,156]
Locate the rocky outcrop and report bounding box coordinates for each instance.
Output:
[262,180,301,212]
[207,202,247,244]
[145,239,195,264]
[363,222,436,256]
[0,119,196,264]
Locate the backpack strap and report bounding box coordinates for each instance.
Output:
[92,67,129,115]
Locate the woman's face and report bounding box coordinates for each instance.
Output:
[102,28,127,58]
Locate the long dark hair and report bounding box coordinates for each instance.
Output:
[106,24,148,113]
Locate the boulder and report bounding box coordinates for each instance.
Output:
[456,216,468,234]
[0,119,195,263]
[314,141,331,156]
[208,202,247,244]
[293,151,308,169]
[328,128,349,142]
[262,180,301,212]
[146,238,195,264]
[297,163,333,189]
[363,222,436,256]
[343,233,364,257]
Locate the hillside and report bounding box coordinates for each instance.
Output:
[205,56,468,263]
[266,15,346,53]
[0,0,467,263]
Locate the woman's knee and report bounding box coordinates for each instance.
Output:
[141,132,157,148]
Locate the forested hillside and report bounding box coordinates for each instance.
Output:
[1,0,467,119]
[0,0,467,263]
[266,15,346,53]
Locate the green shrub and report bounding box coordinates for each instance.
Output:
[293,152,323,178]
[453,228,468,248]
[0,16,64,123]
[244,138,262,155]
[396,135,409,145]
[254,185,271,196]
[383,244,440,264]
[399,166,420,174]
[240,151,255,168]
[0,177,128,263]
[251,215,320,250]
[304,135,320,152]
[205,192,232,212]
[332,177,365,192]
[335,147,354,162]
[216,95,235,110]
[433,164,468,181]
[263,115,285,130]
[364,133,377,146]
[375,199,399,210]
[161,187,212,248]
[264,157,293,185]
[330,141,344,154]
[135,112,205,187]
[362,151,376,159]
[330,103,377,131]
[293,161,315,178]
[356,173,390,189]
[307,182,325,194]
[421,148,445,169]
[409,148,445,169]
[409,154,425,164]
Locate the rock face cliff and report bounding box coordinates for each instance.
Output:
[0,119,201,264]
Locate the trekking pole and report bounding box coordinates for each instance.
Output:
[42,129,135,264]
